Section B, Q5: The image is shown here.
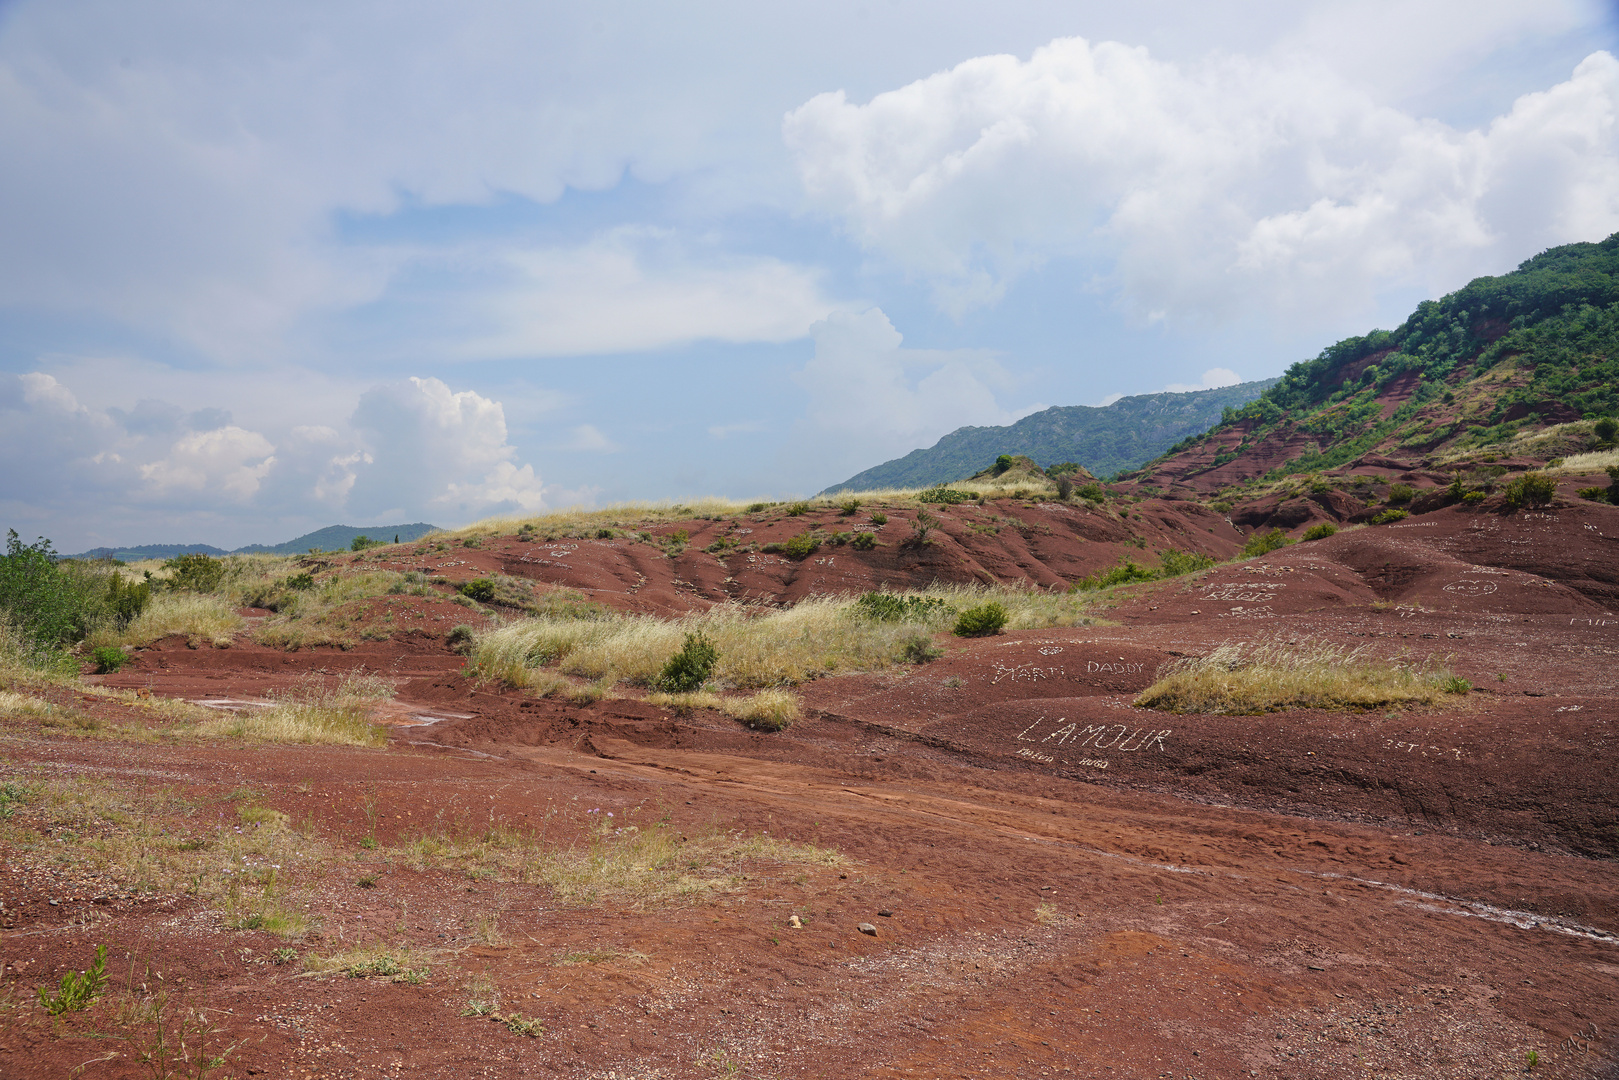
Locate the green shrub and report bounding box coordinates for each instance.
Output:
[90,645,128,674]
[900,633,943,663]
[953,601,1008,637]
[1596,417,1618,444]
[1442,676,1472,695]
[1077,483,1105,503]
[1462,490,1487,504]
[1577,486,1607,501]
[1370,508,1409,524]
[838,498,862,516]
[1055,476,1074,500]
[745,502,773,513]
[1073,559,1158,591]
[784,501,811,516]
[459,578,496,603]
[36,944,107,1015]
[854,592,947,623]
[655,632,718,692]
[869,512,888,526]
[917,487,973,504]
[1157,549,1215,577]
[164,553,225,593]
[1302,522,1339,541]
[1502,471,1556,510]
[0,532,107,649]
[1240,529,1292,557]
[781,532,820,559]
[849,532,877,551]
[105,574,151,627]
[1387,483,1415,505]
[992,454,1014,475]
[907,510,939,546]
[445,625,476,653]
[286,572,315,591]
[350,534,387,552]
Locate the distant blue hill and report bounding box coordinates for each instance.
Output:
[69,522,440,562]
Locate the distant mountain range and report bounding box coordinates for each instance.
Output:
[822,380,1278,494]
[69,522,441,562]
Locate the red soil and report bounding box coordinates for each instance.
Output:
[4,497,1619,1078]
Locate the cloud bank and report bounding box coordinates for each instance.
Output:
[785,40,1619,322]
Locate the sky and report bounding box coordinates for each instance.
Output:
[2,0,1617,551]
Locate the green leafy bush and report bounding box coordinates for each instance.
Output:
[992,454,1014,475]
[1157,549,1216,577]
[459,578,496,603]
[286,572,315,590]
[350,534,387,552]
[784,501,811,516]
[105,574,151,627]
[0,532,107,649]
[900,633,943,663]
[1240,529,1293,557]
[1073,559,1158,590]
[91,645,129,674]
[917,487,973,504]
[869,512,888,526]
[1055,476,1074,500]
[1501,471,1556,510]
[655,632,718,692]
[1370,508,1409,524]
[1596,416,1618,444]
[1462,490,1487,504]
[1302,522,1339,541]
[1077,483,1105,503]
[37,944,107,1015]
[838,498,862,516]
[854,592,947,622]
[849,532,877,551]
[1387,483,1415,505]
[781,532,820,559]
[1578,486,1607,501]
[445,624,475,653]
[164,553,225,593]
[953,601,1008,637]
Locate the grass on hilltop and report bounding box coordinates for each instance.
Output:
[469,585,1095,691]
[1135,641,1470,714]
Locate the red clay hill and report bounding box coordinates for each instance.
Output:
[4,235,1619,1078]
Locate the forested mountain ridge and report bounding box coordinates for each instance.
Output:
[1132,233,1619,491]
[823,379,1275,494]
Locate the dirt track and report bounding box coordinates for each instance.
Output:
[3,498,1617,1079]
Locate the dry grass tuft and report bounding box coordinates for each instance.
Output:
[473,586,1091,690]
[397,812,845,908]
[720,689,801,731]
[1547,448,1619,476]
[1135,641,1466,714]
[88,592,245,649]
[187,675,390,746]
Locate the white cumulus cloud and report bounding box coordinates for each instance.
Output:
[788,308,1026,486]
[785,40,1619,323]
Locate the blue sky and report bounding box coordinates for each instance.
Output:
[2,0,1617,550]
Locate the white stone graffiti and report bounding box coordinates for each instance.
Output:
[1014,715,1171,761]
[1443,580,1498,596]
[1201,582,1286,603]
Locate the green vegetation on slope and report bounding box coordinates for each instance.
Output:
[1154,233,1619,479]
[822,380,1277,493]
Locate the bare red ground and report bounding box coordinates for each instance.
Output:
[3,496,1618,1079]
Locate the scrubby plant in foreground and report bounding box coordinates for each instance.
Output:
[1136,641,1469,714]
[655,632,718,692]
[953,601,1008,637]
[1302,522,1339,541]
[1502,471,1556,510]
